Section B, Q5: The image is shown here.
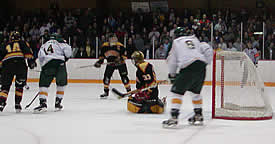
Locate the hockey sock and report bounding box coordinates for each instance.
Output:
[15,87,23,104]
[170,93,182,118]
[39,87,48,100]
[0,90,8,103]
[190,92,202,109]
[56,86,65,99]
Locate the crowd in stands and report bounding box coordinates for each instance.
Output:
[0,8,274,60]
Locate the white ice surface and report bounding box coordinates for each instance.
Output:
[1,83,275,144]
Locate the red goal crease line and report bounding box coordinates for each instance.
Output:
[23,79,275,87]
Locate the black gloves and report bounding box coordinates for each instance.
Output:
[27,58,37,69]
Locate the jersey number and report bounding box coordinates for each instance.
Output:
[185,40,195,49]
[142,74,151,81]
[6,42,21,52]
[44,45,54,55]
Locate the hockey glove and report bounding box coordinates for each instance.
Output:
[27,58,37,69]
[168,73,177,84]
[94,59,104,68]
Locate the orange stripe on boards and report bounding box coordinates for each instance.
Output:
[192,99,202,105]
[25,79,275,87]
[172,98,182,104]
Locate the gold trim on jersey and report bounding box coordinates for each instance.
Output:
[3,52,24,61]
[0,92,8,98]
[102,42,124,47]
[24,54,33,58]
[137,62,149,73]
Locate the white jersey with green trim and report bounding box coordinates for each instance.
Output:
[167,35,213,74]
[38,40,72,67]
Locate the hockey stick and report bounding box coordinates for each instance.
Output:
[112,80,169,99]
[25,92,39,109]
[78,62,112,69]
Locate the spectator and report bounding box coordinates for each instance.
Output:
[227,42,237,51]
[148,27,160,43]
[39,22,50,36]
[155,44,166,59]
[40,29,50,44]
[233,37,242,51]
[75,47,88,58]
[243,41,259,65]
[85,39,95,58]
[64,11,76,28]
[134,34,145,53]
[72,42,79,58]
[218,37,227,50]
[126,37,136,58]
[169,24,177,38]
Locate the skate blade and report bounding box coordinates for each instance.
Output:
[15,109,22,113]
[100,96,108,99]
[33,108,47,114]
[54,108,62,112]
[162,124,179,129]
[189,121,204,126]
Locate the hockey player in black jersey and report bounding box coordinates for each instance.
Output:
[0,31,37,112]
[94,34,131,98]
[127,51,165,114]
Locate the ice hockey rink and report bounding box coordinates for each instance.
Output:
[0,83,275,144]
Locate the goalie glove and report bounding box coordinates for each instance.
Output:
[27,58,37,69]
[168,73,177,84]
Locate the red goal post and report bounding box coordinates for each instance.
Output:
[212,51,273,120]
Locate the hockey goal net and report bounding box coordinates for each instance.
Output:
[212,51,273,120]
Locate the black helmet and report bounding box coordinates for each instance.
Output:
[49,33,64,42]
[174,27,190,38]
[10,31,20,41]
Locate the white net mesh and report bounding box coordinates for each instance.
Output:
[213,51,273,120]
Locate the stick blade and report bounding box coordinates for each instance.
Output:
[111,88,126,99]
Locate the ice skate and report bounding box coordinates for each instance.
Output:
[162,118,178,128]
[55,97,63,112]
[33,99,47,114]
[188,108,204,125]
[15,104,22,113]
[100,92,109,99]
[0,102,6,112]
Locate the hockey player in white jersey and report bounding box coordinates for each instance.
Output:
[34,33,72,113]
[162,27,213,128]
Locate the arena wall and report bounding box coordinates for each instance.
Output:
[27,59,275,86]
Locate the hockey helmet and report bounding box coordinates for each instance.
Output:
[50,33,64,42]
[174,27,190,38]
[10,31,20,41]
[131,51,144,66]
